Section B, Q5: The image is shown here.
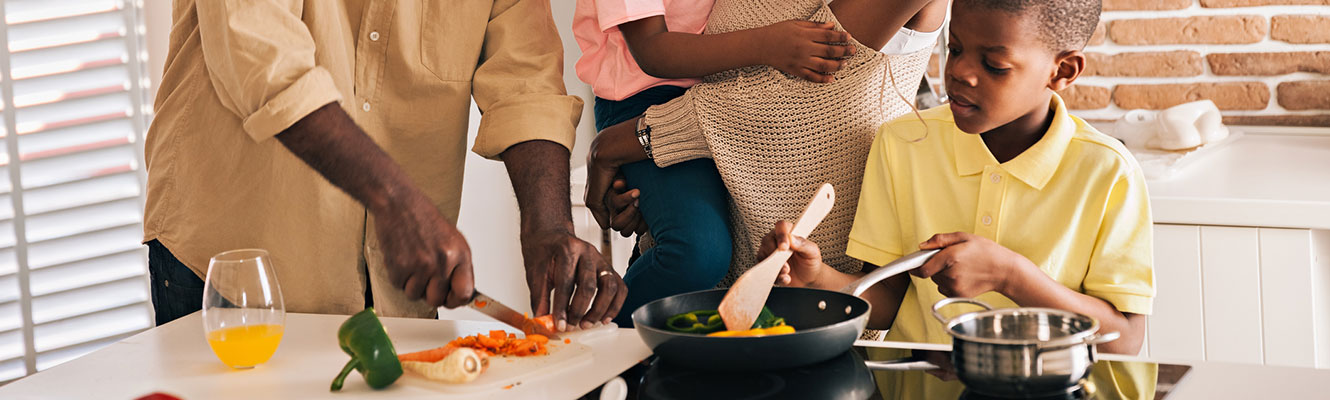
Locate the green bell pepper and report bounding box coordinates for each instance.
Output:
[330,308,403,391]
[664,307,786,334]
[665,310,725,334]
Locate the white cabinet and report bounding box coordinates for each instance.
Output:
[1148,224,1329,368]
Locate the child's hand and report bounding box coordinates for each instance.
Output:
[758,220,825,287]
[605,177,647,237]
[757,20,856,83]
[913,232,1028,298]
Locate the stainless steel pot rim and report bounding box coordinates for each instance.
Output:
[944,306,1101,347]
[632,287,872,339]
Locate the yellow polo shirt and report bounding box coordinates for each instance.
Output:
[848,94,1156,399]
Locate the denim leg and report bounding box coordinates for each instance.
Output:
[147,240,205,326]
[612,158,732,326]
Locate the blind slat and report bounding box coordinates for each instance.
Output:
[1,0,151,379]
[33,305,149,354]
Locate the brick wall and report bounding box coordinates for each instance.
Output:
[928,1,1330,126]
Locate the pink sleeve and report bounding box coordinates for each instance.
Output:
[595,0,667,32]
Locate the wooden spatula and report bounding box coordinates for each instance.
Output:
[718,183,836,332]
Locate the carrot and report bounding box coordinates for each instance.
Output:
[563,338,571,344]
[445,331,550,357]
[398,344,460,363]
[531,315,555,331]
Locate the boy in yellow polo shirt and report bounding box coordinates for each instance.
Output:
[759,0,1156,398]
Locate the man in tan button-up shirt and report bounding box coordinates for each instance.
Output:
[143,0,626,329]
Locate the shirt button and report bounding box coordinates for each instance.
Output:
[362,102,371,112]
[991,174,1002,183]
[982,215,993,225]
[369,31,380,41]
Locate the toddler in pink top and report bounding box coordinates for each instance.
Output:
[573,0,855,327]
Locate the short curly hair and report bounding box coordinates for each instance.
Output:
[958,0,1102,51]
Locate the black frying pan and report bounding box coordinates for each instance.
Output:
[631,249,939,371]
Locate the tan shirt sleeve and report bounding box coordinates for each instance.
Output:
[195,0,343,142]
[471,0,585,160]
[641,89,711,168]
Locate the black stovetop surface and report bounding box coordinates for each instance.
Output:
[635,351,1189,400]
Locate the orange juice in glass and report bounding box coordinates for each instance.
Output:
[202,249,285,369]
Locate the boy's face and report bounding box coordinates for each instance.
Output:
[944,7,1067,135]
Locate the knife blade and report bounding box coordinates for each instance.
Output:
[467,291,560,339]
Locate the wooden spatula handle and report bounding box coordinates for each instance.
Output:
[791,183,835,239]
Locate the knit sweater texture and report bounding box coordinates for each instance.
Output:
[642,0,932,285]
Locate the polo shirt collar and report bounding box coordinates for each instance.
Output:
[952,93,1074,190]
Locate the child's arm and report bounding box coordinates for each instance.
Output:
[619,16,855,83]
[761,221,911,329]
[913,233,1147,355]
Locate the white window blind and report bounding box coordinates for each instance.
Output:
[0,0,152,383]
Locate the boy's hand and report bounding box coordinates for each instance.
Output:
[757,20,856,83]
[759,220,825,287]
[913,232,1028,298]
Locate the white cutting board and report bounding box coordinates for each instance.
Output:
[397,323,618,393]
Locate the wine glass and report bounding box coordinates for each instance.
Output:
[202,249,285,369]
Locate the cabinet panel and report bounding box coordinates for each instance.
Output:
[1149,224,1205,361]
[1258,228,1315,367]
[1200,226,1263,364]
[1313,230,1330,369]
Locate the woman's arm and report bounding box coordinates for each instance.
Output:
[830,0,946,50]
[620,16,854,83]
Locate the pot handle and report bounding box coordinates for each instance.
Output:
[1083,331,1121,346]
[864,358,939,371]
[931,297,994,325]
[840,249,940,296]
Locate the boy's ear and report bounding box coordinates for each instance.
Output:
[1049,50,1085,91]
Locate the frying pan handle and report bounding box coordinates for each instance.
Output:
[931,297,994,325]
[841,249,940,296]
[864,358,939,371]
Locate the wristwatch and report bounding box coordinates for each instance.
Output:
[635,118,654,160]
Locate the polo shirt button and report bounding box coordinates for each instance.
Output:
[982,215,993,225]
[991,174,1001,183]
[362,102,371,112]
[369,31,380,41]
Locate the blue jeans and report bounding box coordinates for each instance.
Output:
[147,239,205,326]
[594,86,733,326]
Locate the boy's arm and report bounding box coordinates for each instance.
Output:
[619,16,854,83]
[1003,265,1147,355]
[915,232,1148,355]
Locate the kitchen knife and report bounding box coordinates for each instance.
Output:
[468,291,560,340]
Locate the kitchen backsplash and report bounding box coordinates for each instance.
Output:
[927,0,1330,126]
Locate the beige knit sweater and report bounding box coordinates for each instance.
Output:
[642,0,931,285]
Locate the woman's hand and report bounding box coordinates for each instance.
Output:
[759,220,826,287]
[913,232,1032,298]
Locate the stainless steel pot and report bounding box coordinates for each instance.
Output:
[931,297,1120,397]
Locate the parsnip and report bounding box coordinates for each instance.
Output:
[402,347,487,384]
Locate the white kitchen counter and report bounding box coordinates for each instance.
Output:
[4,312,1329,399]
[0,312,650,400]
[1142,128,1330,230]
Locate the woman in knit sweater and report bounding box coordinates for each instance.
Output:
[586,0,949,299]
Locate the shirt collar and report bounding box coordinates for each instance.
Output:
[952,93,1074,190]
